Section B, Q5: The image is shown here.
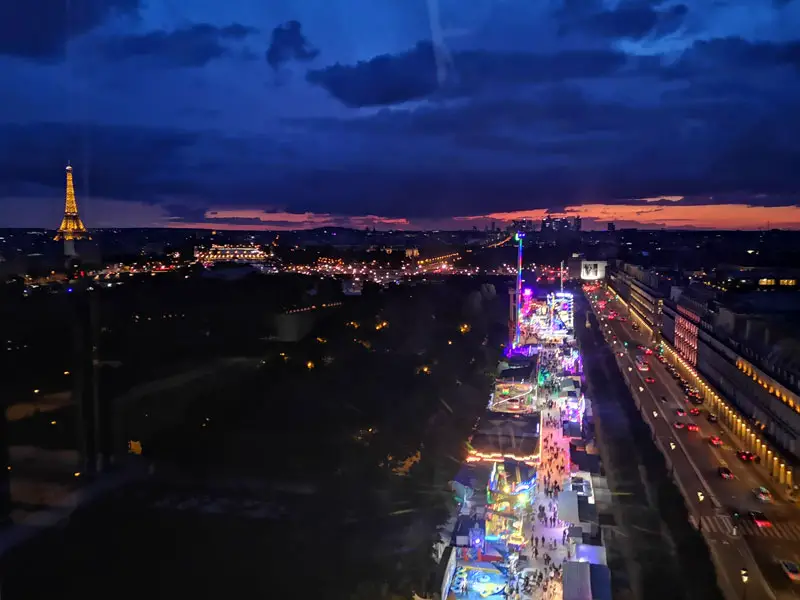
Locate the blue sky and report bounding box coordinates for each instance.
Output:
[1,0,800,230]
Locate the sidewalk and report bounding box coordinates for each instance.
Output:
[514,388,572,600]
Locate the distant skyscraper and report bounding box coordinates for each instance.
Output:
[574,216,582,232]
[608,222,616,232]
[491,221,497,232]
[54,164,90,256]
[541,216,552,232]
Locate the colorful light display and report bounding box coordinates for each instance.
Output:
[566,395,585,425]
[485,463,534,546]
[561,348,583,375]
[491,381,535,413]
[548,291,574,334]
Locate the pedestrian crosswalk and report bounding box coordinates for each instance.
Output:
[700,515,800,540]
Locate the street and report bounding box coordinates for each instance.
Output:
[576,295,722,600]
[594,288,800,600]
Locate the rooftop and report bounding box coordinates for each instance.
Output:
[469,412,541,462]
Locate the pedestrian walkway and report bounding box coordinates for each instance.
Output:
[700,515,800,540]
[512,378,576,600]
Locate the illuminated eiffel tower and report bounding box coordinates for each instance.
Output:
[54,163,90,256]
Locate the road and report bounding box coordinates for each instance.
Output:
[593,289,800,600]
[576,297,724,600]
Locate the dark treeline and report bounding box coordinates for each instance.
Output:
[3,274,510,600]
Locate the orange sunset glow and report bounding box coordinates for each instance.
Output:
[459,203,800,231]
[161,203,800,231]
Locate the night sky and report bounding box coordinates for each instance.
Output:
[1,0,799,231]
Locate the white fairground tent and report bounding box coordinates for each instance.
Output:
[557,490,580,525]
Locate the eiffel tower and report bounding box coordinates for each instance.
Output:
[54,163,90,256]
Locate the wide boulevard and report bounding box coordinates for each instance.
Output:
[592,288,800,600]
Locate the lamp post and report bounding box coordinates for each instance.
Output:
[697,491,705,531]
[740,568,748,600]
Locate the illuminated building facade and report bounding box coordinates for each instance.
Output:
[662,283,800,460]
[608,262,666,330]
[674,306,699,366]
[194,245,269,263]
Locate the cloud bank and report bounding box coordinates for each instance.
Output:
[0,0,799,230]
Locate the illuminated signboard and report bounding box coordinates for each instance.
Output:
[580,261,607,281]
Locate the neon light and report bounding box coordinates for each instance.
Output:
[513,232,525,347]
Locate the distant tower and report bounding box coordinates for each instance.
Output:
[54,163,90,256]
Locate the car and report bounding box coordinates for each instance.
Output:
[676,409,687,416]
[619,317,627,322]
[631,323,640,330]
[753,487,773,503]
[637,344,646,351]
[689,408,701,416]
[644,348,654,355]
[689,397,704,406]
[707,413,718,423]
[645,377,656,384]
[750,511,772,528]
[779,560,800,581]
[673,421,686,429]
[611,335,617,340]
[718,467,734,480]
[687,423,699,432]
[709,436,723,446]
[737,451,756,462]
[660,395,668,403]
[618,352,625,357]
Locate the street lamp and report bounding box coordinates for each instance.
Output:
[740,568,748,600]
[695,491,706,530]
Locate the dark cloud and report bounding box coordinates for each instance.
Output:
[0,122,198,200]
[0,0,139,60]
[307,42,438,107]
[307,43,626,107]
[557,0,688,40]
[649,194,800,208]
[98,23,257,67]
[266,21,319,71]
[667,37,800,78]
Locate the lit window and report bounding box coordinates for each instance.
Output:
[758,278,776,286]
[780,279,797,286]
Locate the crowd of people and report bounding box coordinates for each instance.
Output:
[506,344,577,600]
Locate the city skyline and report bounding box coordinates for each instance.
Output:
[2,1,800,231]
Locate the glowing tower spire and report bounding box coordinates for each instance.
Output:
[54,163,90,255]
